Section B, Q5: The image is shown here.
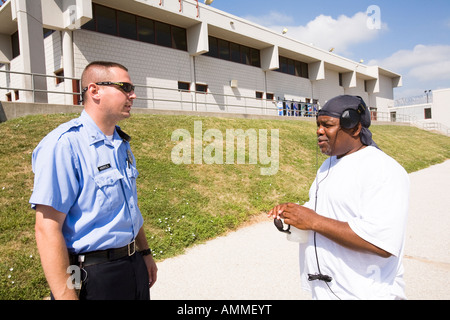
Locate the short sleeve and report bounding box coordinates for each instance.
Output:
[348,160,410,257]
[29,134,79,214]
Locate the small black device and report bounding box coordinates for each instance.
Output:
[339,97,366,129]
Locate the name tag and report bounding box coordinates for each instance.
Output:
[98,163,111,172]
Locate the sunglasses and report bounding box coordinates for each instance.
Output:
[82,81,136,94]
[273,218,291,234]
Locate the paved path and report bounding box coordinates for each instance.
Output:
[151,160,450,300]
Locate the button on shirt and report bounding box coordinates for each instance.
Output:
[29,111,143,254]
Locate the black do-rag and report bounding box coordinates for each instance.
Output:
[317,95,378,148]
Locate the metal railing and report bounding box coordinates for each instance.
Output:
[0,69,81,103]
[416,121,450,136]
[0,69,290,117]
[131,83,280,115]
[369,111,415,123]
[1,69,449,135]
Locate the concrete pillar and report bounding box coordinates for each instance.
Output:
[260,45,279,71]
[62,30,75,105]
[12,0,47,103]
[187,22,208,56]
[342,71,357,88]
[308,60,325,81]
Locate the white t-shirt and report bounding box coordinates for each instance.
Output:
[300,146,410,299]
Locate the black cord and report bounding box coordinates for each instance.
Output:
[310,154,341,300]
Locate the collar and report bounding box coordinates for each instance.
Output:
[79,111,107,145]
[79,111,131,146]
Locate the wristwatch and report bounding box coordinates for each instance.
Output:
[140,248,152,256]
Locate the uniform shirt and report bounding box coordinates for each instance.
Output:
[300,146,410,299]
[30,110,143,254]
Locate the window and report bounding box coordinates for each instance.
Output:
[230,43,240,63]
[339,73,343,87]
[137,17,155,44]
[155,21,171,48]
[118,11,137,40]
[172,26,187,51]
[266,93,274,100]
[11,31,20,59]
[96,5,116,36]
[82,4,187,51]
[205,36,260,67]
[256,91,264,99]
[279,57,288,73]
[287,59,295,75]
[55,69,64,85]
[7,90,20,101]
[43,28,55,38]
[277,56,309,78]
[178,81,190,91]
[208,36,218,58]
[301,63,309,78]
[424,108,432,119]
[250,48,260,67]
[195,84,208,93]
[240,46,250,65]
[218,39,230,60]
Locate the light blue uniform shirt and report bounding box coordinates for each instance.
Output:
[30,111,143,254]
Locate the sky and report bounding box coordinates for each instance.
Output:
[206,0,450,99]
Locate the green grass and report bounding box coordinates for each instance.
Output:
[0,113,449,299]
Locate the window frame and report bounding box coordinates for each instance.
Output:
[82,4,187,52]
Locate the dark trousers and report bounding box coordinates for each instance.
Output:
[52,253,150,300]
[80,253,150,300]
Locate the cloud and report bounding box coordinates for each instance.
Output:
[369,44,450,82]
[369,44,450,98]
[243,11,294,27]
[244,11,387,55]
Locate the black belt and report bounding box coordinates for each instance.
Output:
[70,240,136,267]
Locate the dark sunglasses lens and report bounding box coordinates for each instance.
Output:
[122,83,135,92]
[274,218,290,233]
[274,218,282,230]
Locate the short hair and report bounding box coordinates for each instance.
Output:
[81,61,129,102]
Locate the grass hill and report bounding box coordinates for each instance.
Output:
[0,112,449,299]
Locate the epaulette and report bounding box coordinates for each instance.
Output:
[116,126,131,142]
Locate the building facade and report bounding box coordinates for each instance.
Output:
[391,88,450,135]
[0,0,402,116]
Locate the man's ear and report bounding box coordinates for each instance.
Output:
[86,84,100,101]
[352,122,363,137]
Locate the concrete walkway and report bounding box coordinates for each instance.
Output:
[151,160,450,300]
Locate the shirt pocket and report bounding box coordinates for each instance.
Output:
[93,168,124,211]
